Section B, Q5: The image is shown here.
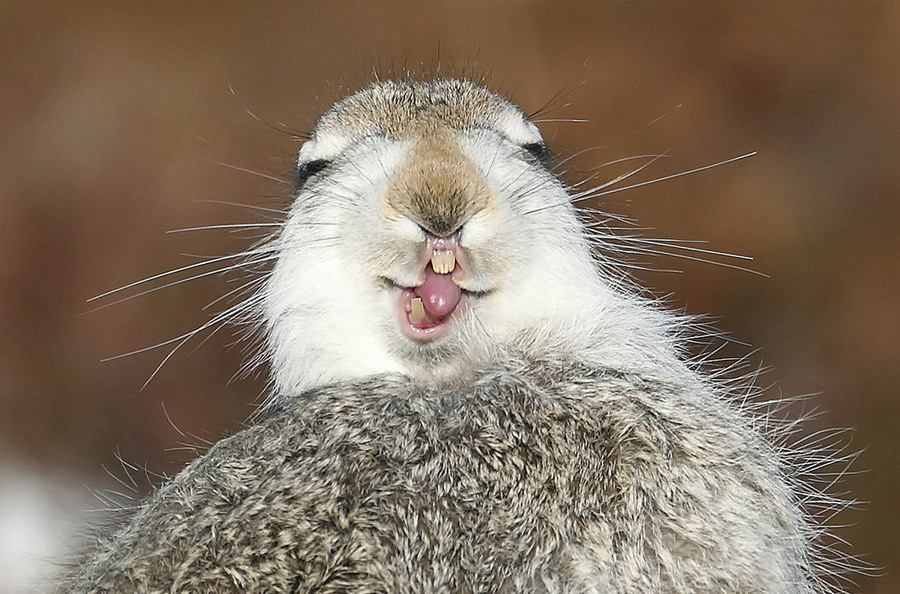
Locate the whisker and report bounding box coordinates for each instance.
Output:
[167,223,283,234]
[611,261,684,275]
[202,275,269,312]
[530,118,589,124]
[103,255,278,308]
[556,146,663,170]
[161,402,188,439]
[88,247,278,303]
[582,212,642,228]
[197,200,288,215]
[643,105,682,129]
[575,152,669,196]
[213,162,290,185]
[607,235,756,261]
[106,291,265,389]
[525,152,756,217]
[574,151,757,203]
[599,243,768,276]
[140,335,196,390]
[103,331,195,363]
[563,170,604,190]
[590,153,671,171]
[185,299,256,357]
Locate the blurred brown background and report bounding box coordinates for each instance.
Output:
[1,1,897,591]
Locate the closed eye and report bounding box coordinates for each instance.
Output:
[295,159,331,190]
[522,142,552,169]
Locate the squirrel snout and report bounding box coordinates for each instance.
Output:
[384,133,494,238]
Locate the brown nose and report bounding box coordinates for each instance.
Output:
[383,132,493,236]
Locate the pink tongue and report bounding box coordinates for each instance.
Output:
[415,267,462,318]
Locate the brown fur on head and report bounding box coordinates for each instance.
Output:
[385,130,493,236]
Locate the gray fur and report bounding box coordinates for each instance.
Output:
[61,359,813,592]
[60,79,848,593]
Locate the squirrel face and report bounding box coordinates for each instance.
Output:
[262,80,605,396]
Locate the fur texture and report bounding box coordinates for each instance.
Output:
[61,79,848,592]
[61,360,812,592]
[262,79,680,398]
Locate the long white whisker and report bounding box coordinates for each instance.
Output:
[105,291,266,389]
[103,330,198,362]
[103,291,263,363]
[140,334,194,390]
[213,162,290,185]
[196,200,288,215]
[185,295,263,357]
[552,146,608,170]
[574,152,757,203]
[577,152,670,195]
[530,118,589,124]
[202,275,269,311]
[612,261,684,274]
[88,246,278,303]
[591,153,671,170]
[603,243,767,276]
[608,236,756,261]
[97,255,279,310]
[526,152,756,217]
[167,223,283,234]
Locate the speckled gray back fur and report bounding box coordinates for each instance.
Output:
[62,358,818,592]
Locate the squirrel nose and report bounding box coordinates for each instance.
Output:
[384,132,492,238]
[412,201,467,238]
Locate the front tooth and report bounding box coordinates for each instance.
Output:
[431,250,456,274]
[410,297,426,325]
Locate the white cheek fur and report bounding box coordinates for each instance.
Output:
[265,121,683,400]
[264,140,414,395]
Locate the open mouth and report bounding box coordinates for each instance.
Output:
[396,235,468,342]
